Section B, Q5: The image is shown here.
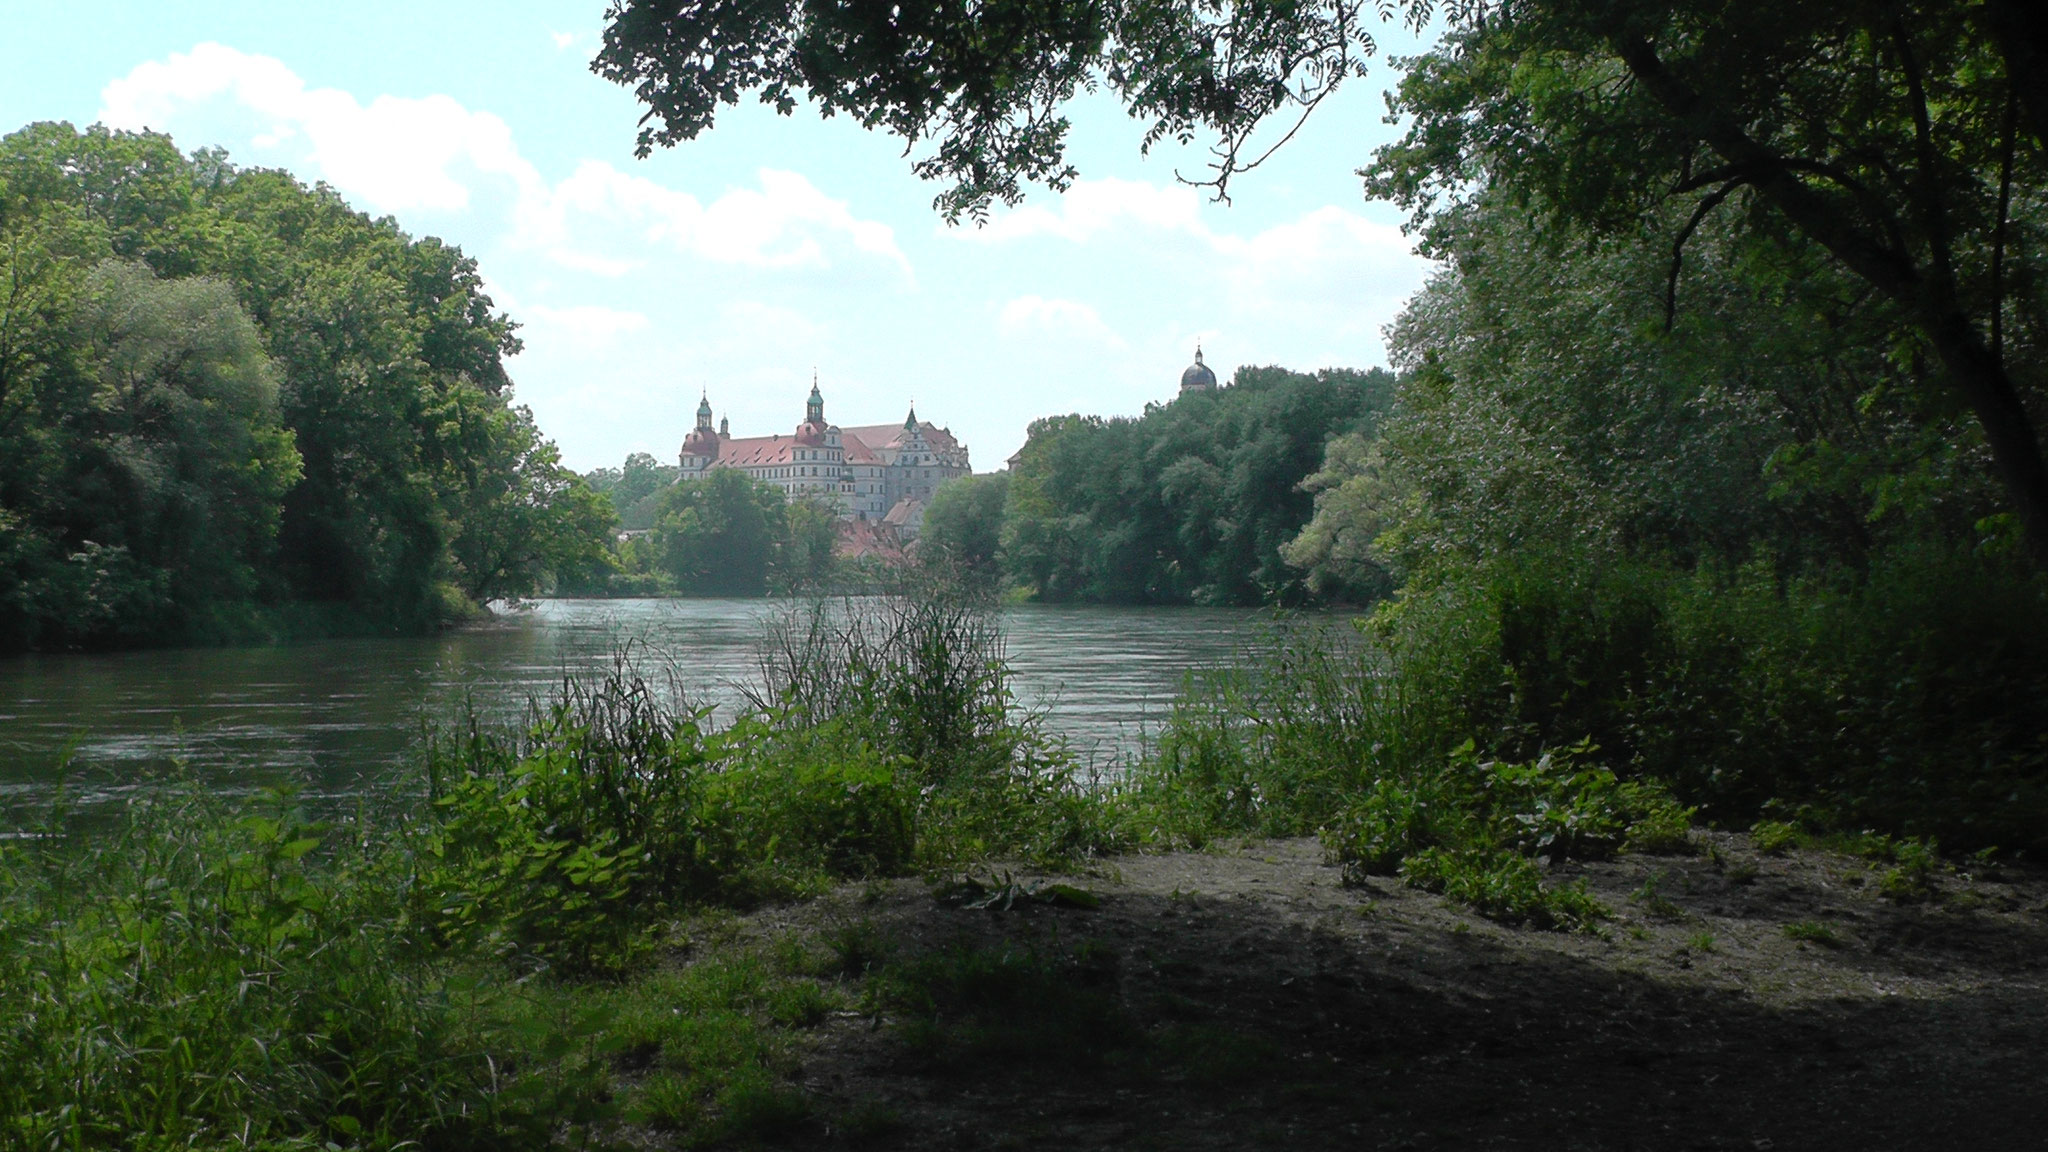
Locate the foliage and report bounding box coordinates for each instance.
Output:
[646,467,787,596]
[0,122,614,651]
[596,0,1410,219]
[1003,364,1395,605]
[0,788,603,1150]
[1367,0,2048,561]
[918,471,1008,584]
[1269,131,2048,854]
[584,450,680,531]
[614,951,817,1144]
[420,576,1114,976]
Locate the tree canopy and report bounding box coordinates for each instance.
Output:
[1369,0,2048,562]
[595,0,1418,219]
[1002,365,1394,604]
[0,123,615,651]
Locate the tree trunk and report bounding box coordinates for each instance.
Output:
[1983,0,2048,157]
[1614,32,2048,566]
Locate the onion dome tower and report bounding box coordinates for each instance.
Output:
[796,373,830,445]
[682,391,721,461]
[1179,345,1218,395]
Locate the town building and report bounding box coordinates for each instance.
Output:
[678,380,970,532]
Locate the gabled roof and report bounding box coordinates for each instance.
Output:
[882,496,923,526]
[714,435,797,468]
[841,422,962,455]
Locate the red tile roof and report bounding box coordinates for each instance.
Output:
[714,435,797,468]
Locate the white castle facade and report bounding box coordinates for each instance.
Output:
[679,381,971,528]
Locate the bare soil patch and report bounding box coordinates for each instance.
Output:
[686,836,2048,1150]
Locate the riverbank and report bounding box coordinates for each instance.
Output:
[8,585,2042,1149]
[609,834,2048,1149]
[8,762,2043,1148]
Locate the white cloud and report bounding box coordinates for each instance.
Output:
[997,296,1125,350]
[1217,206,1424,312]
[515,161,911,277]
[965,177,1429,367]
[550,31,578,50]
[99,44,911,278]
[100,42,542,216]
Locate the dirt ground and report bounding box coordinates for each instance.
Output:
[714,835,2048,1150]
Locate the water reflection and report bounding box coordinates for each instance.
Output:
[0,599,1297,816]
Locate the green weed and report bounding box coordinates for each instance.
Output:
[1631,871,1689,921]
[0,787,605,1150]
[1400,847,1607,931]
[1783,921,1844,948]
[1749,820,1801,855]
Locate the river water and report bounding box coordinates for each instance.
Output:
[0,599,1289,819]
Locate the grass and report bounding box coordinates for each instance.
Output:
[0,787,607,1151]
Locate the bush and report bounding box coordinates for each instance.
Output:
[1400,847,1606,931]
[1318,741,1688,929]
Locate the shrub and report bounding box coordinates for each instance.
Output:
[1317,741,1688,929]
[1401,847,1606,931]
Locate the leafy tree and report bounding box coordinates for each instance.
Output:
[74,261,302,617]
[1290,185,2012,587]
[1368,0,2048,562]
[1003,366,1393,604]
[0,122,613,649]
[585,451,680,530]
[649,468,788,596]
[438,386,616,602]
[595,0,1417,218]
[775,495,843,593]
[920,471,1009,581]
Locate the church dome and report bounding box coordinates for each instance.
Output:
[1180,346,1217,393]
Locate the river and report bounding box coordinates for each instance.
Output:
[0,599,1294,819]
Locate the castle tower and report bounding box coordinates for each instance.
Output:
[681,391,722,467]
[807,374,825,425]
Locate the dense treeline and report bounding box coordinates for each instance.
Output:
[583,451,678,532]
[953,366,1395,605]
[581,463,843,596]
[0,123,613,651]
[1138,19,2048,854]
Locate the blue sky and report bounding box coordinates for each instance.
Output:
[2,1,1441,471]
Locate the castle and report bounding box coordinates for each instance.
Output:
[679,381,970,532]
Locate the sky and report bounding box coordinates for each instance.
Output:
[1,1,1443,472]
